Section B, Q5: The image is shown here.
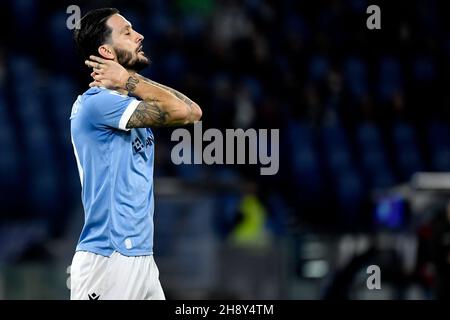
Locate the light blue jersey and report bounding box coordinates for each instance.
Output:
[70,87,155,257]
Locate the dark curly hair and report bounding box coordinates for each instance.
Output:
[73,8,119,60]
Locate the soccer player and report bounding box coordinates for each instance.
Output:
[70,8,202,300]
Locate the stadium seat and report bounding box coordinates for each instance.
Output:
[0,125,20,191]
[47,12,77,59]
[391,121,423,179]
[241,76,263,104]
[162,52,187,86]
[379,56,403,102]
[214,193,242,237]
[344,57,368,99]
[10,0,37,34]
[283,12,308,37]
[355,122,390,173]
[173,162,206,182]
[321,122,355,174]
[9,56,37,100]
[0,221,47,262]
[148,14,171,40]
[321,122,349,148]
[181,12,207,40]
[360,146,388,172]
[427,121,450,151]
[370,167,396,190]
[48,76,77,145]
[396,145,423,179]
[266,193,289,235]
[309,55,329,82]
[287,121,323,194]
[393,121,417,147]
[431,149,450,172]
[28,168,60,216]
[427,121,450,171]
[335,169,365,216]
[413,57,435,82]
[356,122,383,149]
[355,123,396,189]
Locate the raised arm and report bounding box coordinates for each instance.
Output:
[124,74,202,128]
[85,55,202,128]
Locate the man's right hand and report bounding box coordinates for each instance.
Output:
[85,55,202,128]
[85,55,130,90]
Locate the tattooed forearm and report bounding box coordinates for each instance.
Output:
[134,74,196,121]
[125,75,140,93]
[136,75,194,107]
[158,85,195,121]
[165,88,194,107]
[125,74,201,128]
[126,99,169,128]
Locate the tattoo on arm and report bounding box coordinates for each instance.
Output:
[126,99,169,128]
[165,88,194,107]
[166,87,194,120]
[125,75,140,93]
[136,75,194,107]
[127,74,197,126]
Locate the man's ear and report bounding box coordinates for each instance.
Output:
[98,44,115,60]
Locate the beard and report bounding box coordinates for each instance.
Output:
[115,46,150,72]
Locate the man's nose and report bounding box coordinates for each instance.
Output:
[136,32,144,43]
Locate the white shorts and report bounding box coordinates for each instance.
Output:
[70,251,165,300]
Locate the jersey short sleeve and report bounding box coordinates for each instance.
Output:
[87,88,141,131]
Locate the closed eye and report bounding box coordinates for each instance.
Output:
[121,24,133,35]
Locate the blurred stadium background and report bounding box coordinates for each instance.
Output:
[1,0,450,299]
